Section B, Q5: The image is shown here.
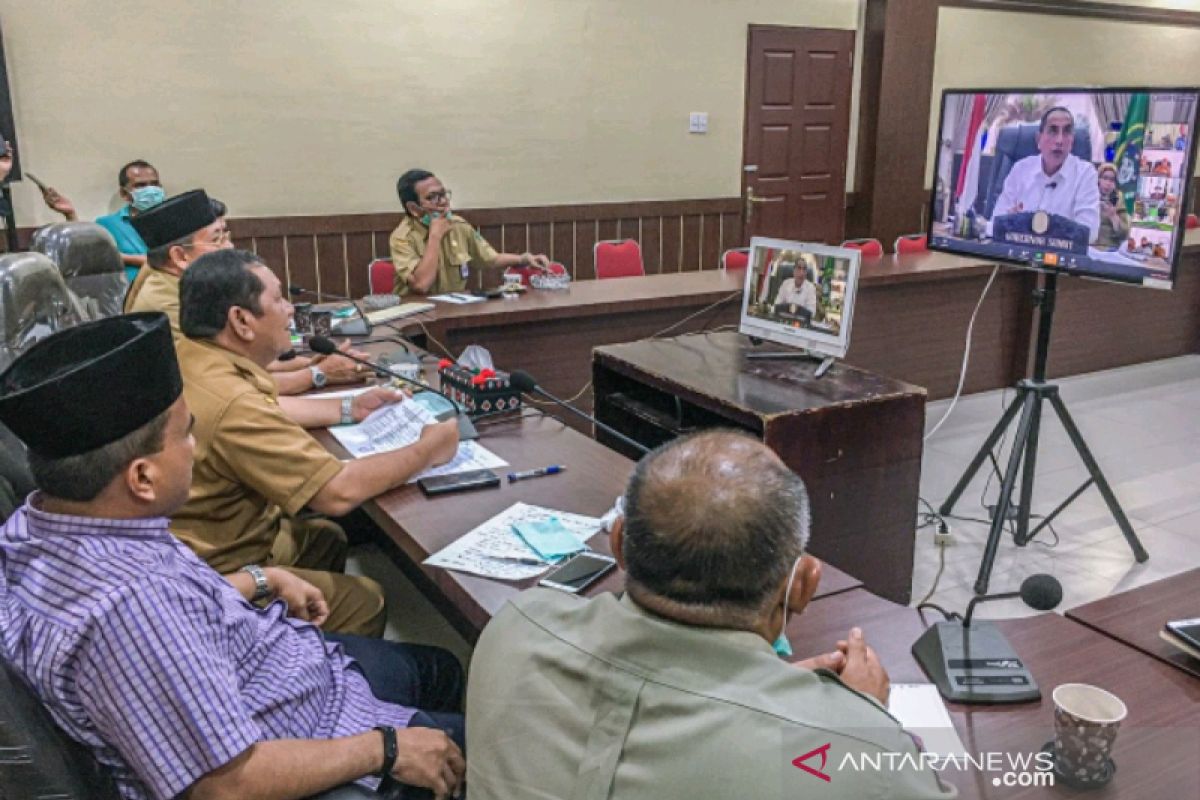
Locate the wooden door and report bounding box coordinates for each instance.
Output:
[742,26,854,244]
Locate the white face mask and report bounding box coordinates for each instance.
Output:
[773,556,804,658]
[602,494,625,533]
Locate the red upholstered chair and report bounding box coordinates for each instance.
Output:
[1187,213,1199,230]
[503,261,568,286]
[367,258,394,294]
[841,238,884,258]
[721,247,750,271]
[893,233,929,255]
[594,239,645,279]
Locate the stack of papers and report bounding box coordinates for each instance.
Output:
[328,401,507,481]
[424,502,603,580]
[887,683,967,758]
[431,292,486,305]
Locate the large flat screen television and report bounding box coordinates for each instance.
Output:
[738,238,860,359]
[928,87,1200,289]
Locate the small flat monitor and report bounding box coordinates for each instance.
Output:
[928,87,1200,289]
[738,237,860,359]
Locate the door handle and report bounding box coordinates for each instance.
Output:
[744,187,783,221]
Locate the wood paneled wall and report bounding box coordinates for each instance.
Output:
[227,198,744,301]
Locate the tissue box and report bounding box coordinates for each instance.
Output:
[437,361,523,416]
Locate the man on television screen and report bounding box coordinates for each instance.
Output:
[991,107,1100,242]
[772,262,817,320]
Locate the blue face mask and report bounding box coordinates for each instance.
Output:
[130,185,164,211]
[772,556,804,658]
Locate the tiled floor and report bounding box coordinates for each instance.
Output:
[349,354,1200,658]
[915,354,1200,619]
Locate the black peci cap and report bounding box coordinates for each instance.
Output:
[131,189,217,249]
[0,313,183,458]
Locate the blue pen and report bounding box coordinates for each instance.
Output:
[507,465,565,483]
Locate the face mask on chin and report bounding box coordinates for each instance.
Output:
[772,556,804,658]
[129,185,165,211]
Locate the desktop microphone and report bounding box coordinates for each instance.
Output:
[308,335,476,440]
[912,574,1063,704]
[962,573,1063,629]
[289,284,371,336]
[508,370,651,456]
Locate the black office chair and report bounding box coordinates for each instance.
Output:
[0,657,120,799]
[31,222,128,319]
[0,654,386,799]
[0,253,87,373]
[980,123,1093,219]
[764,263,795,306]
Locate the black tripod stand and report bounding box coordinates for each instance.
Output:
[939,269,1148,595]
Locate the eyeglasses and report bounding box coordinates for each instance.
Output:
[422,189,452,204]
[180,230,232,249]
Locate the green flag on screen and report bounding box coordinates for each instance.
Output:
[1113,93,1149,215]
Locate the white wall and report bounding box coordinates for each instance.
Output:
[0,0,861,226]
[929,6,1200,183]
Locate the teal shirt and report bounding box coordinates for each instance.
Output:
[95,205,147,283]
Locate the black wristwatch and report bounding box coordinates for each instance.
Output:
[375,725,398,779]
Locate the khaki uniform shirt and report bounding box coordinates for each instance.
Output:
[389,215,499,295]
[124,267,182,337]
[467,589,956,800]
[171,337,343,573]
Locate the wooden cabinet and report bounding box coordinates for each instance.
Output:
[593,331,925,603]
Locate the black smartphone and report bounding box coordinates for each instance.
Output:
[418,468,500,496]
[538,552,617,594]
[1165,618,1200,650]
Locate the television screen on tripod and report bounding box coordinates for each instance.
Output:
[928,88,1200,289]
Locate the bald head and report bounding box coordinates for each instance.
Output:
[622,430,810,623]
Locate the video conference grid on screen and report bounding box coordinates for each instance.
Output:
[929,88,1200,289]
[742,242,855,358]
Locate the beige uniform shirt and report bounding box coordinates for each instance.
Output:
[389,215,499,295]
[468,589,956,800]
[171,337,343,573]
[124,267,182,337]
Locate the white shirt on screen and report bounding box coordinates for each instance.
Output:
[772,278,817,315]
[991,153,1100,241]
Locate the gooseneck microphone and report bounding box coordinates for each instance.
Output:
[962,573,1063,629]
[308,336,477,440]
[290,285,370,336]
[509,370,650,456]
[912,573,1063,704]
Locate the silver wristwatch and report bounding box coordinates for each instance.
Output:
[340,396,354,425]
[309,365,328,389]
[240,564,271,601]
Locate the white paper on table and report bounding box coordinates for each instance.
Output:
[887,683,967,758]
[423,502,603,580]
[329,401,437,458]
[430,293,486,304]
[406,440,508,483]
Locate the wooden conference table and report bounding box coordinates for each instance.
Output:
[313,372,1197,797]
[787,590,1200,799]
[1066,567,1200,680]
[386,235,1200,405]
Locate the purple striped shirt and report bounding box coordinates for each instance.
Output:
[0,496,415,800]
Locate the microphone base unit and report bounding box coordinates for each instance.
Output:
[912,620,1041,704]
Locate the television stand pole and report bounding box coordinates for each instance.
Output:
[938,269,1148,595]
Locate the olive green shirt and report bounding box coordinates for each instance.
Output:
[467,589,956,800]
[389,214,499,295]
[171,337,343,573]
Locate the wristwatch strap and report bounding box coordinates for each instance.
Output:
[240,564,271,601]
[374,725,398,780]
[340,396,354,425]
[309,365,327,388]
